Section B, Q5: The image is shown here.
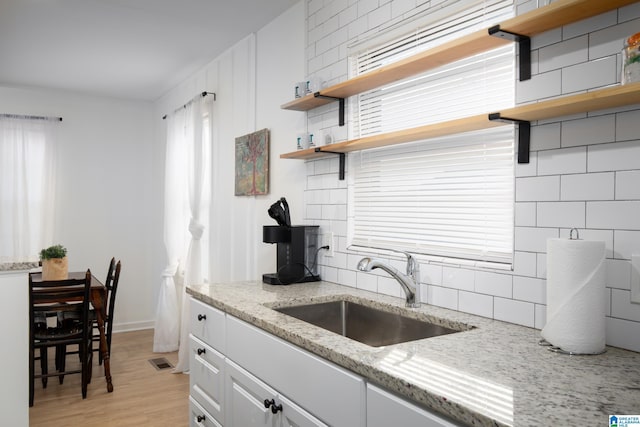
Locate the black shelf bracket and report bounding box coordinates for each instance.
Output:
[315,148,346,180]
[489,112,531,164]
[314,92,345,126]
[488,25,531,81]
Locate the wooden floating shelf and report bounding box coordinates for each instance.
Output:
[281,0,638,112]
[281,82,640,160]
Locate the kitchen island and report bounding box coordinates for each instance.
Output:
[187,280,640,426]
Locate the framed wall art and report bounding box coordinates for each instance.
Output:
[235,128,269,196]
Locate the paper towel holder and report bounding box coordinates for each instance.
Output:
[569,228,580,240]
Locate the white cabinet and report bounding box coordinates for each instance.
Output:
[367,384,462,427]
[0,272,28,427]
[190,396,223,427]
[225,359,328,427]
[190,336,225,425]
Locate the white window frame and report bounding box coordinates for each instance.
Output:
[347,0,516,268]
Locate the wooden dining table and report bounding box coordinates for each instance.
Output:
[30,271,114,393]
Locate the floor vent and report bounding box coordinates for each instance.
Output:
[148,357,173,371]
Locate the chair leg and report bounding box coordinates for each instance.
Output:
[39,347,48,388]
[80,341,88,399]
[57,344,68,384]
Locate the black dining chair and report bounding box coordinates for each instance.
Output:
[60,258,122,366]
[29,270,93,406]
[95,258,121,364]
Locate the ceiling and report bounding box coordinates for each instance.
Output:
[0,0,298,101]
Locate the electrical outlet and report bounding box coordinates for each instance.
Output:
[631,254,640,304]
[321,232,334,257]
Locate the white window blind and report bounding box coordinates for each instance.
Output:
[348,0,515,265]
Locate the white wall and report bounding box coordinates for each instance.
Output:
[0,86,156,331]
[151,1,307,289]
[302,0,640,352]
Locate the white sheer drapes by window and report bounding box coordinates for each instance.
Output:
[153,96,212,363]
[0,116,57,263]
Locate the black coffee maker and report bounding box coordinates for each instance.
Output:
[263,198,320,285]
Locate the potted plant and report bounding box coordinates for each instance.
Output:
[40,244,68,280]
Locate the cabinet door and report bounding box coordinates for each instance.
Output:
[190,397,223,427]
[367,384,462,427]
[279,394,328,427]
[190,335,225,425]
[225,359,277,427]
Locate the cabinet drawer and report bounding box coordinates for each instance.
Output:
[190,396,222,427]
[226,316,365,427]
[190,335,225,426]
[190,297,226,352]
[367,384,462,427]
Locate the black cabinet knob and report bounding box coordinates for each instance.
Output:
[271,403,283,414]
[196,414,205,422]
[264,398,275,409]
[197,348,206,356]
[197,314,207,321]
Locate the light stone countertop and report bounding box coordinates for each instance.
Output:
[187,280,640,427]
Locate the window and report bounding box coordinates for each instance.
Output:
[348,0,515,266]
[0,116,58,263]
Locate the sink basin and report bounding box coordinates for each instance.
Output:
[274,299,465,347]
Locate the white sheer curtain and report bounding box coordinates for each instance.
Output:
[153,95,212,371]
[0,116,58,263]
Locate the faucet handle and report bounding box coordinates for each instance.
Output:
[401,251,419,277]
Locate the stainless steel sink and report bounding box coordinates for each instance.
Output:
[274,299,466,347]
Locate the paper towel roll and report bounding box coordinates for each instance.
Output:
[541,238,606,354]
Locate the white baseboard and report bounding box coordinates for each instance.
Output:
[112,320,155,334]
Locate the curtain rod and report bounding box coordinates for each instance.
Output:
[162,91,216,120]
[1,113,63,122]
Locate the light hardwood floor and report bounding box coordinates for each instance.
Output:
[29,329,190,427]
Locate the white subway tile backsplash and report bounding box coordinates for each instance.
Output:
[378,276,405,299]
[613,230,640,260]
[537,146,586,175]
[616,110,640,142]
[588,140,640,172]
[306,204,322,219]
[494,297,535,327]
[561,56,617,94]
[563,11,617,40]
[561,173,614,201]
[560,228,614,258]
[611,289,640,322]
[515,151,537,177]
[442,267,474,291]
[616,170,640,200]
[354,270,375,291]
[530,123,561,151]
[515,202,536,226]
[537,201,585,228]
[513,276,546,304]
[516,70,561,103]
[391,0,417,18]
[420,262,443,286]
[475,271,513,298]
[607,259,631,290]
[606,317,640,352]
[516,176,560,201]
[458,291,493,318]
[589,18,640,60]
[537,253,547,279]
[538,35,588,73]
[587,201,640,229]
[513,251,537,277]
[320,265,339,284]
[620,3,640,22]
[367,3,391,29]
[560,114,615,148]
[515,227,558,253]
[357,0,378,17]
[426,285,458,310]
[534,304,547,329]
